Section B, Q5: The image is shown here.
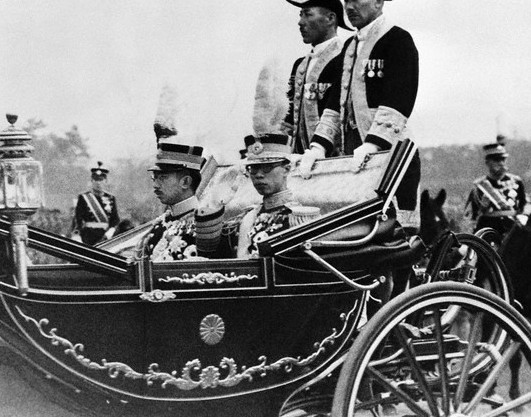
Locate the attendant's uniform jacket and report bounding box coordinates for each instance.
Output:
[73,190,119,245]
[315,16,421,212]
[281,37,344,154]
[466,173,527,236]
[145,197,198,262]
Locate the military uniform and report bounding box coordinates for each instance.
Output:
[145,197,198,261]
[314,15,421,211]
[73,162,120,245]
[466,143,527,236]
[74,190,119,245]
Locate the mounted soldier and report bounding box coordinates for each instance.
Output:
[466,142,527,236]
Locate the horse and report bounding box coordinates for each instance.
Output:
[420,188,529,402]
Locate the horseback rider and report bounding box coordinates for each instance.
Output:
[466,142,527,236]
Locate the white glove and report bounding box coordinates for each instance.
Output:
[199,171,246,211]
[299,145,325,180]
[351,142,379,173]
[103,227,116,240]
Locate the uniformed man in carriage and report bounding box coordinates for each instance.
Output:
[466,142,527,236]
[72,162,120,245]
[143,85,206,261]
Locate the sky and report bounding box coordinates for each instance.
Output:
[1,0,531,165]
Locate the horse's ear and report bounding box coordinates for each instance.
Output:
[435,189,447,206]
[420,189,430,207]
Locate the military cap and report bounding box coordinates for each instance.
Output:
[286,0,353,31]
[244,134,292,165]
[91,161,109,180]
[483,143,509,160]
[149,84,204,172]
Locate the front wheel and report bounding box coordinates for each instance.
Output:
[332,282,531,416]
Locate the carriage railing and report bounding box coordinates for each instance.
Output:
[0,217,132,276]
[259,139,418,291]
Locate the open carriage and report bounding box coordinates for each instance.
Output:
[0,140,530,417]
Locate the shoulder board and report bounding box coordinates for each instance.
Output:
[506,173,522,181]
[473,176,488,185]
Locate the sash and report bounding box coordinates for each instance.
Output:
[82,192,109,225]
[475,179,513,211]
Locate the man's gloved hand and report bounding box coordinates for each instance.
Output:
[299,145,325,179]
[351,142,379,173]
[103,227,116,240]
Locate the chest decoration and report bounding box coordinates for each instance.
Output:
[151,215,197,262]
[247,209,291,257]
[100,195,113,214]
[303,82,332,100]
[362,59,385,78]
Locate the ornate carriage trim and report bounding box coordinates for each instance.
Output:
[140,290,176,302]
[159,271,258,285]
[199,314,225,345]
[16,300,358,390]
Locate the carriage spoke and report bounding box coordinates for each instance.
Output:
[482,391,531,417]
[432,308,450,415]
[366,366,430,417]
[461,341,521,414]
[453,311,484,410]
[394,325,441,416]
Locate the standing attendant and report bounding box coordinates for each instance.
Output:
[72,162,119,245]
[302,0,421,218]
[281,0,350,167]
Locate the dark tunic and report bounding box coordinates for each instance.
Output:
[282,37,344,154]
[73,191,119,245]
[467,173,527,236]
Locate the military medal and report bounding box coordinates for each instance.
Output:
[377,59,384,78]
[367,60,376,78]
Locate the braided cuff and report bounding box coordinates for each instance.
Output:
[367,106,407,147]
[314,109,341,149]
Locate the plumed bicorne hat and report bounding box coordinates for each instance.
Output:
[285,0,353,31]
[148,84,204,172]
[244,60,292,165]
[91,161,109,179]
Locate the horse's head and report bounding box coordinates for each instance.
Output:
[419,189,450,246]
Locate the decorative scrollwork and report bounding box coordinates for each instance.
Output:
[159,271,258,285]
[140,290,176,302]
[16,299,358,391]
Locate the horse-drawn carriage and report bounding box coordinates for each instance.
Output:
[0,140,530,417]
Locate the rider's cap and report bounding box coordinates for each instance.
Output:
[244,133,292,165]
[483,143,509,160]
[91,161,109,180]
[285,0,353,31]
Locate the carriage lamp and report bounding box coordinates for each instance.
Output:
[0,114,44,295]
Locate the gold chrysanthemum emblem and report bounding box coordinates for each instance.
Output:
[199,314,225,345]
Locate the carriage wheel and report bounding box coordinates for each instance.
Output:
[425,232,512,302]
[332,282,531,416]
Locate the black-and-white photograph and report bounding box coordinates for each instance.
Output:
[0,0,530,415]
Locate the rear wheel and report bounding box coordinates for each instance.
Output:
[332,282,531,416]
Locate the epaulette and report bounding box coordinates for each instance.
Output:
[473,176,488,185]
[505,173,522,182]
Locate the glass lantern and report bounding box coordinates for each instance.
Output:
[0,114,44,295]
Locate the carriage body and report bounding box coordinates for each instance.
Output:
[0,144,529,417]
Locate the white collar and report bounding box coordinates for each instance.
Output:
[262,189,294,211]
[356,14,385,41]
[169,196,198,217]
[311,36,338,57]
